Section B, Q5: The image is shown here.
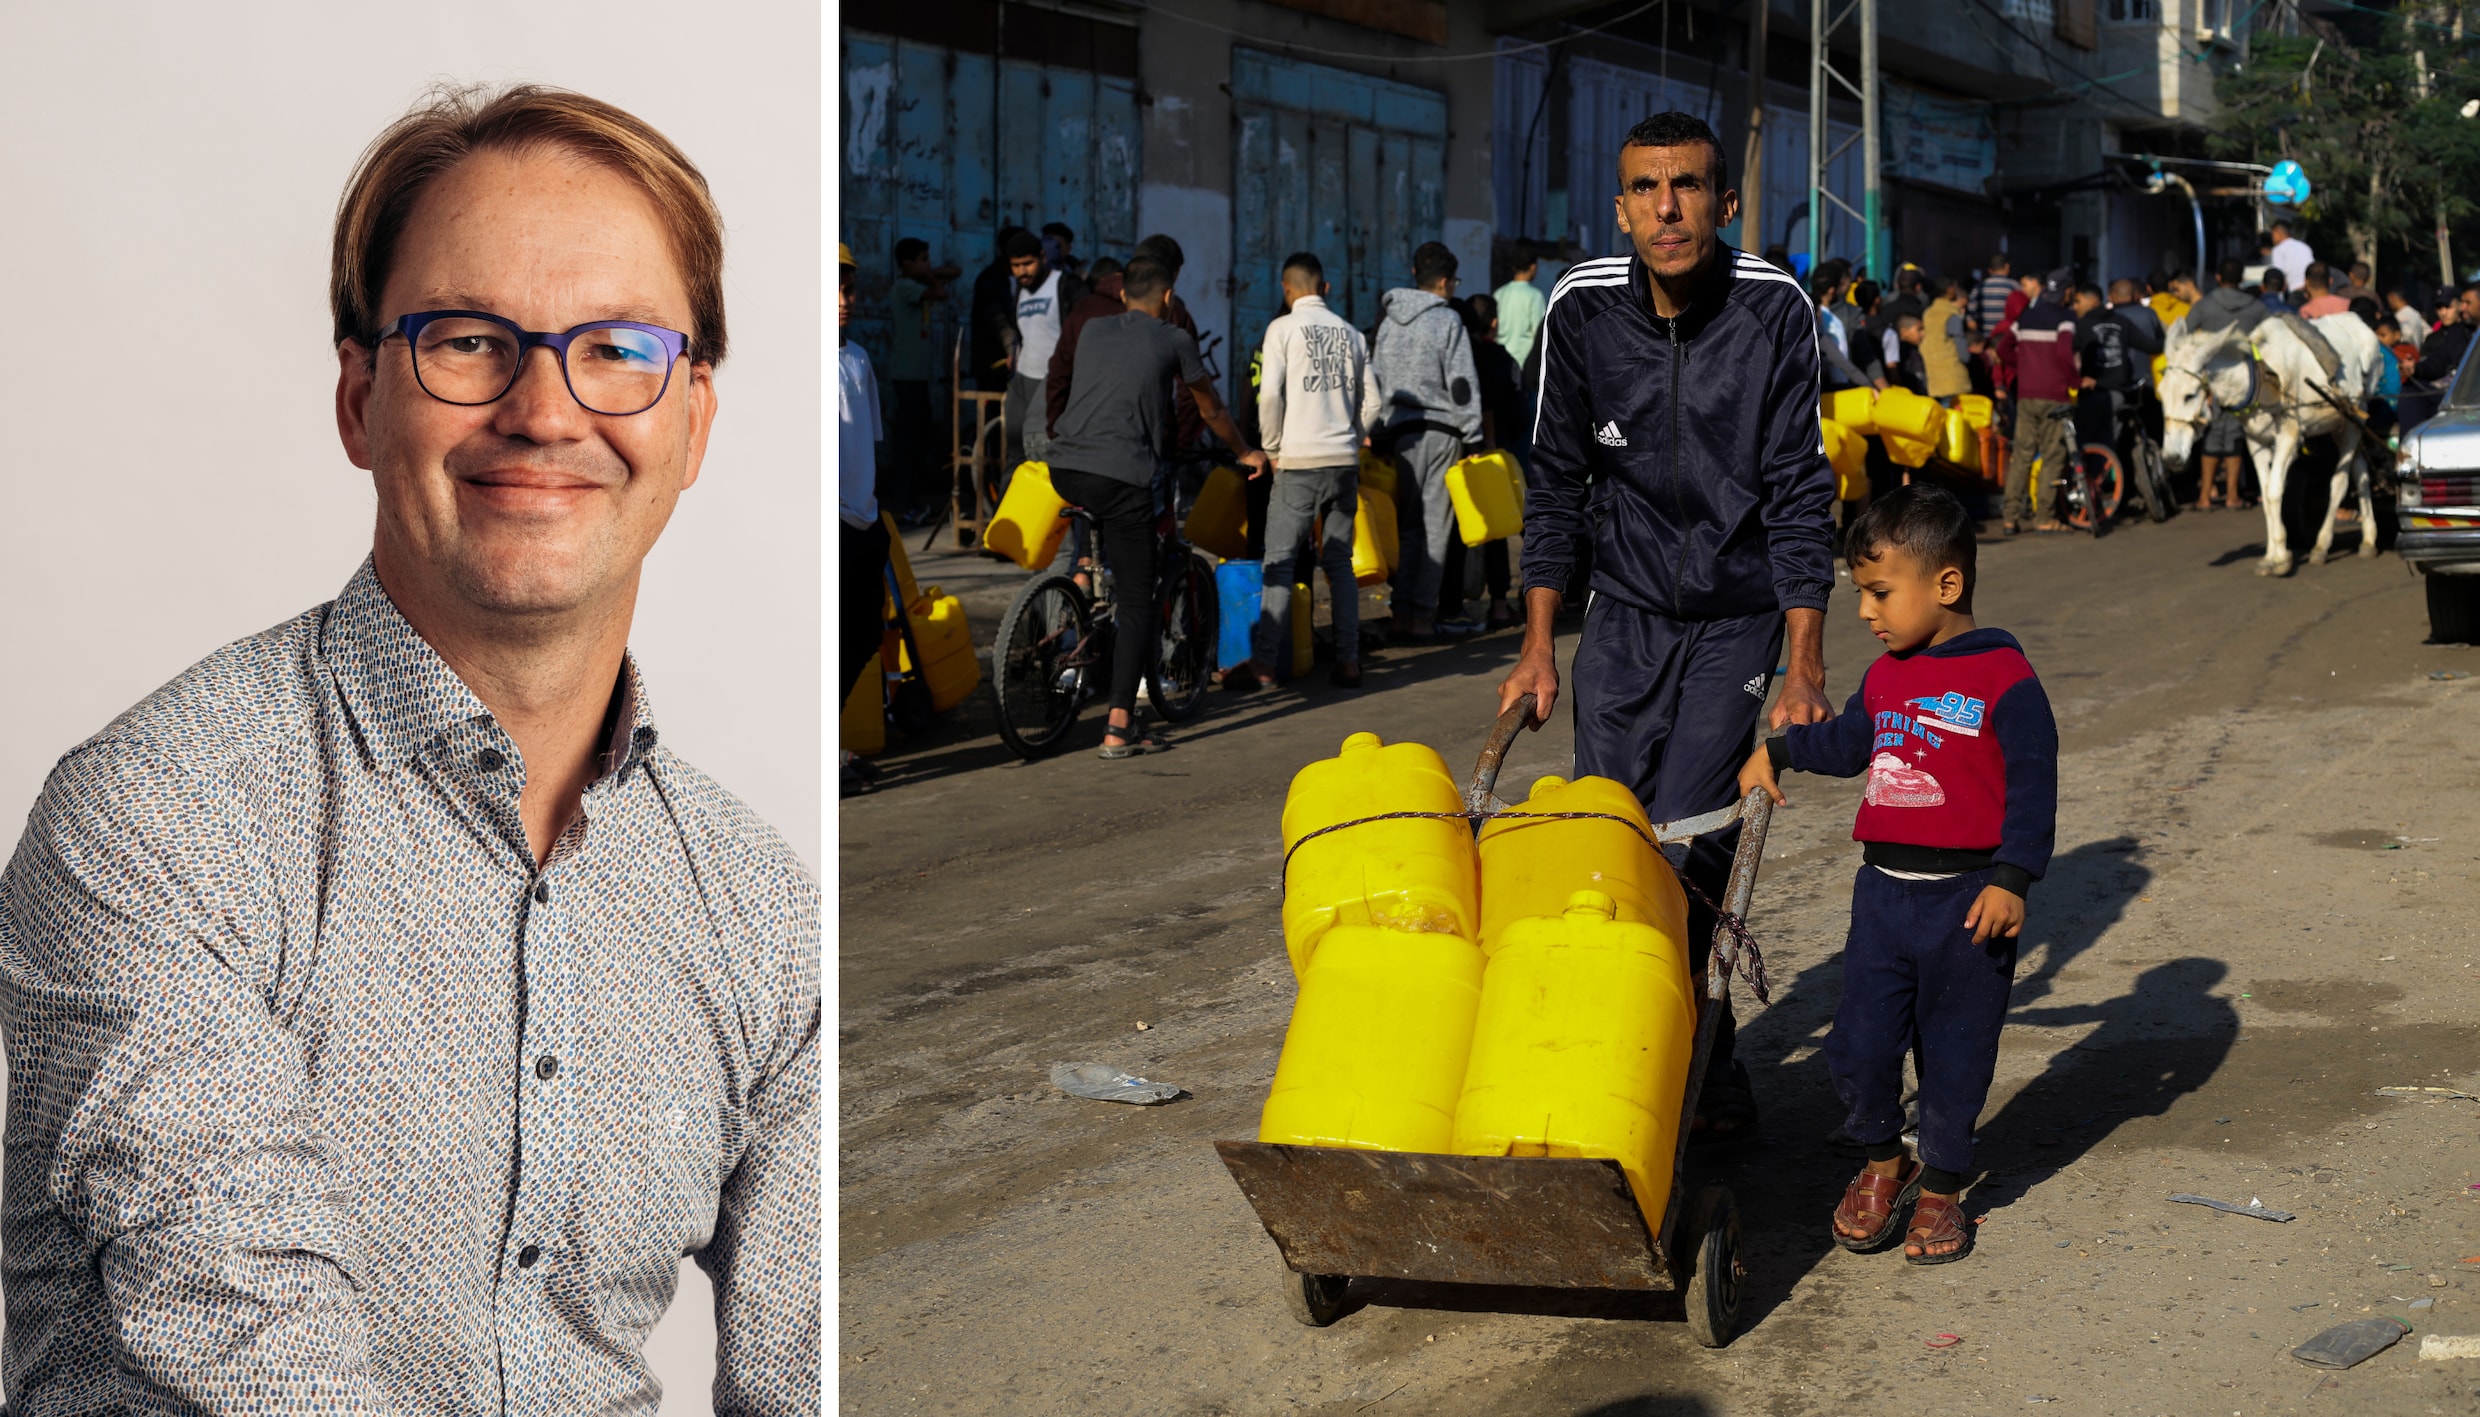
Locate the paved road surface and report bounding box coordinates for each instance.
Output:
[840,511,2480,1416]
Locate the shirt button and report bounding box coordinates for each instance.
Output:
[517,1244,541,1269]
[476,748,506,772]
[533,880,550,905]
[535,1055,560,1081]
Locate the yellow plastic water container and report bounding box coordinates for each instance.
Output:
[1874,387,1947,469]
[1279,732,1478,976]
[1445,450,1524,546]
[1820,419,1867,500]
[898,589,980,712]
[1451,889,1699,1229]
[1824,385,1878,435]
[840,651,885,754]
[1258,925,1485,1153]
[1475,774,1686,955]
[1353,486,1398,586]
[1954,393,1993,430]
[1936,406,1983,472]
[984,462,1071,570]
[1358,447,1397,498]
[1185,464,1251,560]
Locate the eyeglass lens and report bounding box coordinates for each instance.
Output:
[411,318,673,415]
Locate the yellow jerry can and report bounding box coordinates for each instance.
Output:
[1185,464,1251,560]
[840,652,885,755]
[1279,732,1478,976]
[1445,449,1524,546]
[1873,387,1947,469]
[1257,925,1485,1153]
[1953,393,1993,430]
[1824,385,1878,435]
[1820,419,1867,500]
[1936,409,1983,472]
[984,462,1071,571]
[1476,774,1686,956]
[1352,486,1398,586]
[897,589,980,712]
[1451,889,1699,1230]
[1357,447,1397,498]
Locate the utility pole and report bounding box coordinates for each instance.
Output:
[1808,0,1880,275]
[1742,0,1768,254]
[2417,47,2456,289]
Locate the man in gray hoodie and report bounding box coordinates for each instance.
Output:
[1372,241,1484,638]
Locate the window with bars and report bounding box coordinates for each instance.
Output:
[2104,0,2160,21]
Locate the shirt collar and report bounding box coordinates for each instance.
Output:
[320,556,661,780]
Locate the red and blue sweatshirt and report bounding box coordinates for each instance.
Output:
[1766,627,2058,896]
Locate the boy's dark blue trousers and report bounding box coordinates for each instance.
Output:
[1824,864,2018,1177]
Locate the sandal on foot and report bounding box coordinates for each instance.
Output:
[1098,730,1148,760]
[1903,1193,1974,1265]
[1831,1159,1922,1253]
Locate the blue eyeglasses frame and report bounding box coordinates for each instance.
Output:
[375,309,694,415]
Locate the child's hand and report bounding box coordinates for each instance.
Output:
[1738,744,1785,806]
[1965,884,2025,946]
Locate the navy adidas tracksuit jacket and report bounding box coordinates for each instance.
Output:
[1524,247,1839,620]
[1525,248,1841,1072]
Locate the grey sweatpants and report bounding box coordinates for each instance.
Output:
[1253,464,1360,671]
[1390,427,1466,621]
[1004,372,1049,470]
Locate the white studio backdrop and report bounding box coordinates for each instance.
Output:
[0,4,822,1409]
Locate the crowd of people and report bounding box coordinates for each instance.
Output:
[1793,220,2477,531]
[839,188,2480,793]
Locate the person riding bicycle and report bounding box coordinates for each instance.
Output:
[1498,111,1839,1141]
[1043,254,1267,758]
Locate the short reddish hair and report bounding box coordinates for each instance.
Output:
[331,83,727,366]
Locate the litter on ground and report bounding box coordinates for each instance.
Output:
[1048,1062,1186,1105]
[2292,1316,2412,1369]
[2168,1193,2294,1222]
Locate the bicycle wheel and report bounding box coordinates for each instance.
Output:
[2135,435,2174,522]
[1147,548,1221,723]
[991,572,1095,759]
[2066,444,2125,533]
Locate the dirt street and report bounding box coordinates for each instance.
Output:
[838,512,2480,1416]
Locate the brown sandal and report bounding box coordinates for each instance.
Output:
[1904,1192,1974,1265]
[1830,1160,1921,1252]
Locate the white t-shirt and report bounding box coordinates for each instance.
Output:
[839,339,882,529]
[2270,236,2314,294]
[1015,269,1065,376]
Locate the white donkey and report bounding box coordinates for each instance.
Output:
[2158,314,2384,576]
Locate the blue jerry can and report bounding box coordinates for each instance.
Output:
[1216,561,1261,671]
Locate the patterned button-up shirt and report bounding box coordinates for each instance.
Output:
[0,561,819,1414]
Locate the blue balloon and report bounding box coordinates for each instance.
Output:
[2265,159,2312,207]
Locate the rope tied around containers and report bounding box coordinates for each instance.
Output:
[1279,809,1770,1005]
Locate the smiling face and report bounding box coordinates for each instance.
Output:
[1613,141,1737,285]
[1852,543,1964,652]
[337,146,716,627]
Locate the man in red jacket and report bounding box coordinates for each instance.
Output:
[1994,270,2078,535]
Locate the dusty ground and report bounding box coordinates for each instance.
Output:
[838,509,2480,1416]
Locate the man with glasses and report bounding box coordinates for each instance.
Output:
[0,86,817,1411]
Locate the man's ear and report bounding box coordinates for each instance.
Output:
[1938,565,1966,607]
[1719,187,1741,231]
[336,340,377,472]
[1613,191,1632,238]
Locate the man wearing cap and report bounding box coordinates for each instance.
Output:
[1995,269,2080,534]
[2,85,817,1410]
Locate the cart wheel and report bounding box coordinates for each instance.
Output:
[1280,1269,1350,1328]
[1682,1184,1742,1349]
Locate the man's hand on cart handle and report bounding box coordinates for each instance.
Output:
[1496,587,1567,728]
[1737,743,1786,807]
[1769,607,1832,728]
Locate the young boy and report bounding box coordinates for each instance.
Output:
[1739,484,2058,1265]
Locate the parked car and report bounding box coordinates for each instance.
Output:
[2396,339,2480,642]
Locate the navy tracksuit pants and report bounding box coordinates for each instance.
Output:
[1824,866,2018,1177]
[1570,600,1785,1082]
